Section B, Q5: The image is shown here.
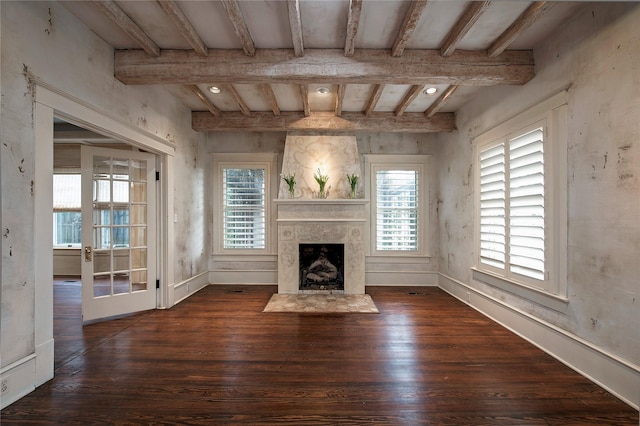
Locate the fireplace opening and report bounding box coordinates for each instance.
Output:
[299,244,344,291]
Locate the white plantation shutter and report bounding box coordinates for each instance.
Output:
[223,168,266,249]
[509,128,545,280]
[376,170,418,251]
[479,144,506,269]
[478,127,546,283]
[474,92,567,301]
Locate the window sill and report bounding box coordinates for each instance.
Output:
[471,267,569,313]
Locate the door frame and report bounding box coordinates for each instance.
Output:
[33,81,176,387]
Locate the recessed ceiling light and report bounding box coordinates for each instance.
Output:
[208,86,221,94]
[315,87,330,95]
[424,87,438,95]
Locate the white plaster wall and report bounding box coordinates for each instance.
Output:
[1,1,207,368]
[437,3,640,366]
[207,132,441,278]
[173,132,209,283]
[279,134,361,199]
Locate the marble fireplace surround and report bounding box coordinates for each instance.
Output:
[275,199,367,294]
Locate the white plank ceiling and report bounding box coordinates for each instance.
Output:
[59,0,586,133]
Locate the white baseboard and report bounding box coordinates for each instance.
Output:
[35,338,54,387]
[206,269,438,288]
[208,269,277,286]
[438,273,640,411]
[366,271,438,286]
[1,354,37,409]
[172,271,210,304]
[0,338,54,409]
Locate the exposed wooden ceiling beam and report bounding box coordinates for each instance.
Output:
[261,84,281,116]
[288,0,304,57]
[299,85,310,117]
[391,0,428,57]
[220,0,255,57]
[93,0,159,57]
[335,84,346,116]
[192,111,456,133]
[224,84,251,116]
[441,1,491,57]
[157,0,208,57]
[395,85,424,117]
[488,1,554,58]
[344,0,363,57]
[365,84,385,117]
[425,85,458,117]
[184,85,220,116]
[115,49,534,86]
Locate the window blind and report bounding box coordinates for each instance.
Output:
[223,168,266,249]
[509,128,545,280]
[375,170,418,251]
[479,127,545,281]
[53,174,81,210]
[479,143,506,269]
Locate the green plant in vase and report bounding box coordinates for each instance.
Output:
[347,174,359,198]
[281,173,296,198]
[314,168,329,199]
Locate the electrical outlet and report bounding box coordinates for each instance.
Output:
[1,377,8,394]
[466,292,471,303]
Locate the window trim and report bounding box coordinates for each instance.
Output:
[365,154,430,258]
[212,153,278,255]
[473,91,568,307]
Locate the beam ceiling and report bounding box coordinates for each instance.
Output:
[75,0,565,133]
[114,49,534,86]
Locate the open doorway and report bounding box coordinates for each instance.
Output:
[23,83,176,397]
[52,119,159,366]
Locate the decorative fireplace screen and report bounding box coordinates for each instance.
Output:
[299,244,345,291]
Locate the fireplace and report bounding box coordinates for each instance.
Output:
[299,243,345,292]
[275,199,367,294]
[275,133,367,294]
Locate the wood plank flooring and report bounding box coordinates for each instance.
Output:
[2,283,637,425]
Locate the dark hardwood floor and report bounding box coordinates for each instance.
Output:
[2,282,637,425]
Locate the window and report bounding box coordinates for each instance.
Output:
[53,173,81,247]
[376,170,419,251]
[479,125,545,281]
[474,91,567,305]
[223,168,265,249]
[212,154,277,254]
[366,155,429,257]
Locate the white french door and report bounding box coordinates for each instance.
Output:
[81,146,157,321]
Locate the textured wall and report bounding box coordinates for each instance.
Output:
[207,132,441,276]
[280,134,361,199]
[437,3,640,366]
[1,1,206,367]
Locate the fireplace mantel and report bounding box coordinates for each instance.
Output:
[275,199,368,294]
